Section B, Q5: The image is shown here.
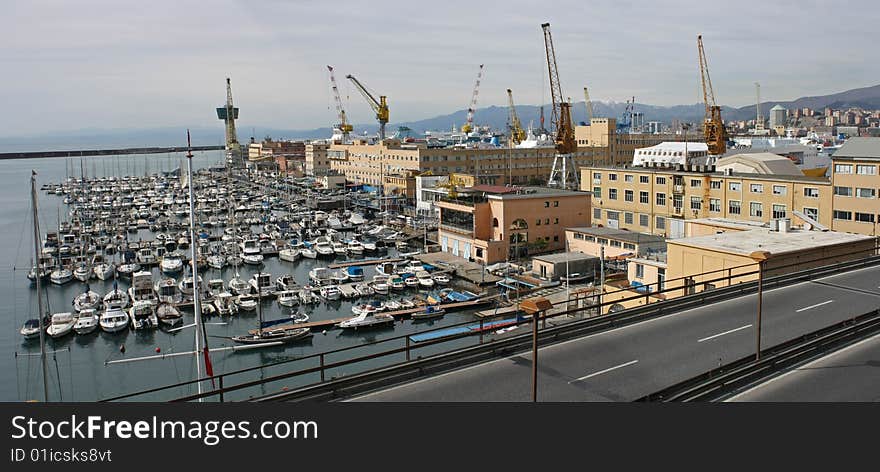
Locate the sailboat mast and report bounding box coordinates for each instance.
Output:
[186,131,208,398]
[30,171,49,402]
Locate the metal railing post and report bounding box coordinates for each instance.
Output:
[320,354,325,382]
[218,376,224,403]
[405,337,411,361]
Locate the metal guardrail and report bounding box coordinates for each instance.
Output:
[102,250,880,402]
[635,309,880,402]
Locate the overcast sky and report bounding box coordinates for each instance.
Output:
[2,0,878,137]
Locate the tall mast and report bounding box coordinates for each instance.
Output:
[187,130,213,399]
[31,171,49,402]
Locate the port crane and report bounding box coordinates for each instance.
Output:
[346,74,389,140]
[327,65,353,142]
[542,22,579,190]
[697,35,726,156]
[506,89,526,145]
[461,64,484,134]
[583,86,594,123]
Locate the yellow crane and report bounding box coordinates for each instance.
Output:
[346,74,389,140]
[542,22,579,189]
[506,89,526,145]
[327,66,353,141]
[461,64,484,134]
[697,35,726,156]
[583,86,594,123]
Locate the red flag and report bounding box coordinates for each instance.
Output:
[203,347,216,388]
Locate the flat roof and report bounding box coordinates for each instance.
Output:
[583,165,828,183]
[489,186,591,200]
[832,137,880,160]
[669,228,873,257]
[687,217,770,231]
[566,226,666,245]
[533,251,599,264]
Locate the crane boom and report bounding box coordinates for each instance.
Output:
[506,89,526,145]
[697,35,726,155]
[327,66,353,140]
[541,22,575,155]
[583,86,594,122]
[461,64,484,134]
[346,74,389,140]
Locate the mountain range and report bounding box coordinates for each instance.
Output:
[2,84,878,152]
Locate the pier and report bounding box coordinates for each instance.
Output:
[1,145,224,160]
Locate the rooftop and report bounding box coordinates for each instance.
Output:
[669,228,873,257]
[584,164,828,184]
[533,251,599,264]
[832,137,880,160]
[715,152,803,175]
[566,226,666,245]
[687,217,771,231]
[487,186,591,200]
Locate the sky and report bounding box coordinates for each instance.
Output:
[2,0,878,137]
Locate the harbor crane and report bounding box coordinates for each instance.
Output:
[697,35,726,156]
[327,65,353,142]
[507,88,526,145]
[541,22,579,190]
[583,86,594,123]
[461,64,484,134]
[346,74,389,140]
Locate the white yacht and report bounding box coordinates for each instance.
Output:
[178,275,203,297]
[309,267,332,285]
[156,303,183,326]
[49,267,74,285]
[314,237,334,257]
[155,277,182,304]
[127,271,157,305]
[93,262,115,281]
[73,309,99,335]
[279,248,301,262]
[46,312,76,338]
[103,284,130,310]
[248,272,274,297]
[160,254,184,274]
[319,285,341,301]
[73,288,101,312]
[331,241,347,256]
[100,307,130,333]
[129,300,159,330]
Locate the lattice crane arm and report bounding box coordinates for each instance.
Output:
[346,74,389,140]
[327,66,352,134]
[541,22,575,154]
[584,86,594,122]
[507,88,526,144]
[462,64,484,134]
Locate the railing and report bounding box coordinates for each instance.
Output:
[438,223,474,236]
[103,243,880,402]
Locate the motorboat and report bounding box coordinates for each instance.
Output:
[242,253,264,266]
[433,273,451,285]
[128,271,158,305]
[20,317,47,339]
[73,262,92,282]
[207,254,226,270]
[375,262,395,277]
[275,274,298,292]
[228,272,250,295]
[178,275,203,297]
[49,267,74,285]
[279,248,301,262]
[235,294,258,312]
[156,303,183,326]
[213,292,238,316]
[277,290,300,307]
[207,279,226,298]
[309,267,331,285]
[298,289,316,305]
[329,269,349,284]
[346,266,365,282]
[129,300,159,330]
[399,298,416,309]
[155,277,181,304]
[371,275,390,295]
[347,241,364,255]
[389,276,405,290]
[46,312,76,338]
[416,270,435,288]
[411,305,445,321]
[103,284,130,310]
[248,272,274,297]
[385,300,402,311]
[300,246,317,259]
[319,285,341,301]
[100,307,130,332]
[314,237,334,257]
[231,325,312,345]
[73,286,101,312]
[160,255,184,274]
[337,310,395,329]
[240,238,261,256]
[116,262,140,278]
[73,309,99,335]
[93,262,115,281]
[404,276,419,288]
[354,282,374,296]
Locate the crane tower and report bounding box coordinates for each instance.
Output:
[216,77,242,167]
[542,22,579,190]
[461,64,484,134]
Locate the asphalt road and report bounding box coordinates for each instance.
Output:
[727,332,880,402]
[350,264,880,401]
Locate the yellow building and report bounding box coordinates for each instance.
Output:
[305,142,330,176]
[829,137,880,235]
[575,118,680,165]
[580,163,833,237]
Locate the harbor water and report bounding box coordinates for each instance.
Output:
[1,150,490,401]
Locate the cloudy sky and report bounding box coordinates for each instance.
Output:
[2,0,878,137]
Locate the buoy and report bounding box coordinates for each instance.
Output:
[322,330,327,335]
[155,347,161,353]
[119,345,126,354]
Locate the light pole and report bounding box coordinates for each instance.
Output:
[521,297,552,402]
[750,250,771,361]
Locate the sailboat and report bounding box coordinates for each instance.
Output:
[231,287,311,345]
[20,171,51,401]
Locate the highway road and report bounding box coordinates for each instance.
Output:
[727,332,880,401]
[350,264,880,401]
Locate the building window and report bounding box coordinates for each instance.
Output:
[591,186,601,198]
[856,165,876,175]
[574,232,584,240]
[597,238,608,245]
[855,212,876,223]
[834,186,853,197]
[593,208,601,220]
[639,214,649,227]
[834,164,853,174]
[635,263,644,279]
[640,175,649,184]
[750,202,763,218]
[690,179,702,188]
[656,193,666,206]
[625,175,634,183]
[710,180,721,189]
[690,196,702,210]
[624,190,634,202]
[639,191,649,204]
[656,176,666,185]
[536,219,541,226]
[623,243,636,250]
[610,240,622,248]
[709,198,721,212]
[772,204,786,219]
[833,210,852,220]
[803,187,819,198]
[608,173,618,181]
[656,216,666,230]
[750,183,763,193]
[673,194,683,210]
[553,201,559,207]
[545,218,550,225]
[803,207,818,220]
[544,201,550,207]
[625,212,633,224]
[772,185,787,195]
[553,235,559,242]
[593,172,602,180]
[729,182,741,192]
[856,187,876,198]
[608,188,617,200]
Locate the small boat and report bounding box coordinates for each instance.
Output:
[298,289,316,305]
[347,241,364,255]
[49,268,74,285]
[433,274,451,285]
[73,309,99,335]
[20,316,48,340]
[375,262,395,277]
[399,298,416,309]
[228,272,250,295]
[337,310,395,329]
[207,254,226,270]
[46,312,76,338]
[385,300,402,310]
[93,262,115,281]
[116,262,140,278]
[73,263,92,282]
[329,269,349,284]
[372,279,390,295]
[100,307,129,332]
[275,274,298,292]
[279,248,301,262]
[277,290,300,307]
[231,326,312,345]
[242,253,264,266]
[404,276,419,288]
[103,283,130,310]
[129,300,159,330]
[320,285,341,301]
[389,276,406,290]
[346,266,365,282]
[248,272,274,297]
[178,275,203,297]
[353,282,374,296]
[72,287,101,312]
[300,247,317,259]
[160,255,184,274]
[309,267,332,285]
[206,279,226,298]
[236,294,258,312]
[411,305,445,321]
[156,303,183,326]
[416,270,435,288]
[214,292,238,316]
[332,241,347,256]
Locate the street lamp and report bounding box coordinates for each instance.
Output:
[749,250,771,361]
[520,296,553,402]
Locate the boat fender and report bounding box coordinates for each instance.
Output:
[155,347,161,353]
[119,344,126,354]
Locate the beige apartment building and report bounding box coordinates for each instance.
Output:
[580,164,832,237]
[436,186,591,264]
[305,142,331,176]
[829,138,880,235]
[575,118,680,165]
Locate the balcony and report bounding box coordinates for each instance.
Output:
[672,206,683,215]
[673,184,685,194]
[439,223,473,237]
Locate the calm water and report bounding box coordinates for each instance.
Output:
[1,151,487,401]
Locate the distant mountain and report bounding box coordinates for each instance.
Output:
[3,84,877,150]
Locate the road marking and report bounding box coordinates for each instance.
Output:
[697,324,752,343]
[795,300,834,313]
[569,360,638,383]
